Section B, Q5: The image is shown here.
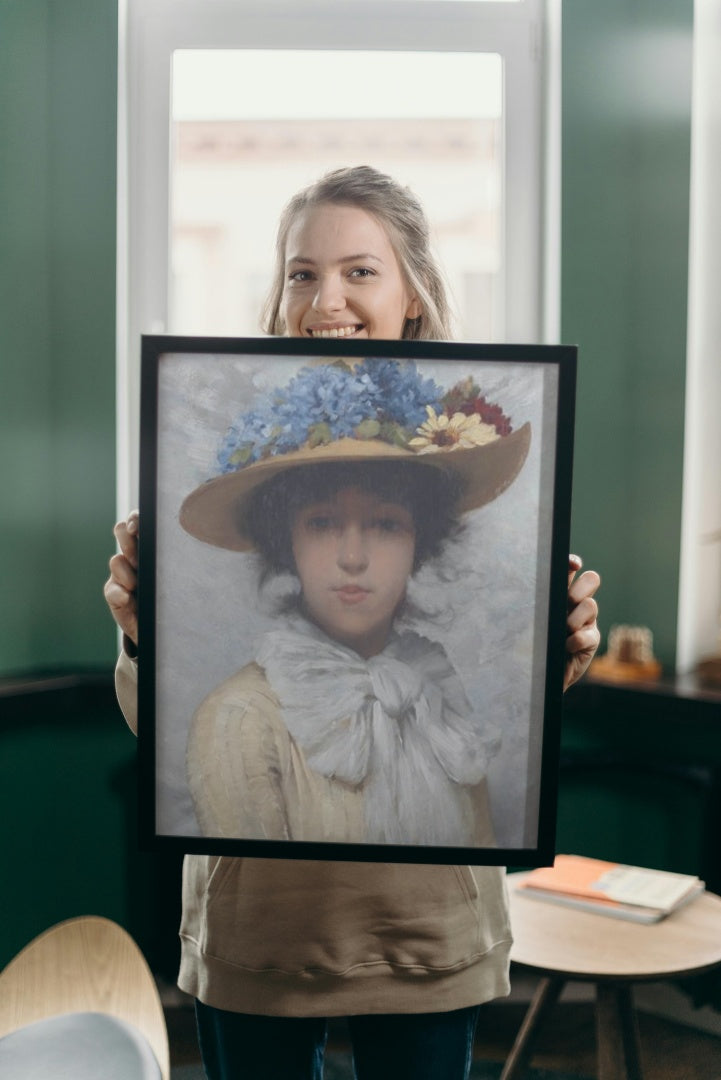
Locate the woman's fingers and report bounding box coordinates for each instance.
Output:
[567,552,583,587]
[108,551,137,591]
[568,566,601,609]
[103,576,139,643]
[566,589,600,635]
[563,559,601,690]
[105,512,140,645]
[113,512,139,568]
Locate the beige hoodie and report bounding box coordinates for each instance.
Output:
[116,650,512,1016]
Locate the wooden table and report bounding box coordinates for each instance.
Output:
[502,873,721,1080]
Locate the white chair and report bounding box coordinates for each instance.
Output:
[0,915,170,1079]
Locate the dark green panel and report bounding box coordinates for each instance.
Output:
[556,769,708,877]
[559,682,721,890]
[0,682,184,976]
[562,0,693,668]
[0,685,133,966]
[47,0,119,667]
[0,0,118,674]
[0,2,55,669]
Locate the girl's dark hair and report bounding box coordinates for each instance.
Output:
[241,461,463,575]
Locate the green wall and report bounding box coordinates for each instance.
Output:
[0,0,137,969]
[0,1,694,675]
[0,0,118,675]
[562,0,693,669]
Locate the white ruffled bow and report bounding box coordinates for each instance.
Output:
[255,616,499,845]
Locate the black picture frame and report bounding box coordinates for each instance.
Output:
[138,335,576,866]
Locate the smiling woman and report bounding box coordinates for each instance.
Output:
[109,118,595,1074]
[282,205,421,340]
[263,167,450,341]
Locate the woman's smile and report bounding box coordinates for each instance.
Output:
[307,323,364,339]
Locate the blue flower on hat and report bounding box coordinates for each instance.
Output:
[358,358,443,430]
[216,359,446,474]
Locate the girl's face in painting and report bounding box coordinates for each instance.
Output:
[291,486,416,658]
[281,203,421,340]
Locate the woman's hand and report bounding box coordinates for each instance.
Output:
[103,510,139,647]
[564,554,600,691]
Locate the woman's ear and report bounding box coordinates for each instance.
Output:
[406,296,423,320]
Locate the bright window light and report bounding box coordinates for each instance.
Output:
[170,50,503,341]
[172,50,502,121]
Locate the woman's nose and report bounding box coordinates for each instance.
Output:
[313,273,345,315]
[336,525,368,572]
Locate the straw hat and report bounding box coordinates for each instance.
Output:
[180,359,531,552]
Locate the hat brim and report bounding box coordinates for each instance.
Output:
[179,422,531,552]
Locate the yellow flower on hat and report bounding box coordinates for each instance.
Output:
[408,407,500,455]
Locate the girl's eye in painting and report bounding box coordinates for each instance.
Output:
[372,514,413,536]
[304,513,335,533]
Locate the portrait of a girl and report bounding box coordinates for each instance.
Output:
[173,353,532,850]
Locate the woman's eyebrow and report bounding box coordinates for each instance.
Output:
[286,253,384,266]
[340,253,384,265]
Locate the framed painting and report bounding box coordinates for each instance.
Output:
[137,335,576,865]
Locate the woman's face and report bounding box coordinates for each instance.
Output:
[281,203,421,340]
[291,486,416,658]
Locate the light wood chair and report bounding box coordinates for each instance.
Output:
[0,915,169,1079]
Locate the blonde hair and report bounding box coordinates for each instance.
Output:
[261,165,454,341]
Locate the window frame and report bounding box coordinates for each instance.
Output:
[117,0,558,510]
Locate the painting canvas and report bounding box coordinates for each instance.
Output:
[137,336,576,865]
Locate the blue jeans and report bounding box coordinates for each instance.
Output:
[195,1000,481,1080]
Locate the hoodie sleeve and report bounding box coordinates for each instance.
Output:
[115,647,139,736]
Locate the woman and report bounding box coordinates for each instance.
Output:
[105,166,600,1080]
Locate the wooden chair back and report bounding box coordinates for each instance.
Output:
[0,916,169,1080]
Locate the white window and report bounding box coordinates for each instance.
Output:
[169,49,504,342]
[677,0,721,674]
[117,0,558,509]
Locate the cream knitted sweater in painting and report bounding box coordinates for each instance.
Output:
[186,615,499,848]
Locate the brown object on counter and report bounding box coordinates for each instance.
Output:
[696,654,721,688]
[590,624,662,683]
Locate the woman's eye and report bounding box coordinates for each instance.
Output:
[288,269,313,283]
[349,267,375,279]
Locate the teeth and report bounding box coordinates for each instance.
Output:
[311,326,359,338]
